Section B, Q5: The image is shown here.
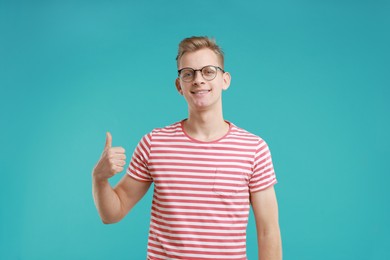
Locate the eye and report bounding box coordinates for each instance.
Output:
[203,67,216,76]
[181,69,193,78]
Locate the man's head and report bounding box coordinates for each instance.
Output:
[176,36,224,69]
[175,36,231,111]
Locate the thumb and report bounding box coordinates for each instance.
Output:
[105,132,112,149]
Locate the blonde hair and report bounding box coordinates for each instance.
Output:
[176,36,224,68]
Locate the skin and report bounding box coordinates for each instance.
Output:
[92,47,282,259]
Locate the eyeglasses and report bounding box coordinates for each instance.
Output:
[178,65,225,82]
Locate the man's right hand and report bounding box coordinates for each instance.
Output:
[92,132,127,182]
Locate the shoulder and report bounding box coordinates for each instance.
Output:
[227,122,273,156]
[150,121,183,135]
[228,121,265,144]
[136,121,184,151]
[142,121,184,143]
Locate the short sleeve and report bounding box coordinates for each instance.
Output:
[127,133,153,182]
[249,139,277,193]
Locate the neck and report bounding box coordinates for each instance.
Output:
[184,108,229,142]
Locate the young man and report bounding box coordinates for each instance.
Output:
[92,36,282,260]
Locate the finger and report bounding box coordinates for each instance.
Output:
[111,153,126,160]
[111,147,125,154]
[107,153,126,160]
[112,165,124,173]
[112,159,126,167]
[106,149,126,161]
[105,132,112,150]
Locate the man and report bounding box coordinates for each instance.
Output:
[92,36,282,260]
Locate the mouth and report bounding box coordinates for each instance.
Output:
[190,89,211,95]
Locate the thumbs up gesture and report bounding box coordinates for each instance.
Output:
[93,132,127,182]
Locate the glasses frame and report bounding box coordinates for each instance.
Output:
[177,65,225,82]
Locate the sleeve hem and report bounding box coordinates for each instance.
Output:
[250,179,277,194]
[127,170,153,183]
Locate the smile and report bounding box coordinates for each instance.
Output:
[190,89,211,94]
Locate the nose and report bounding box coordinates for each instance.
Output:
[193,70,204,85]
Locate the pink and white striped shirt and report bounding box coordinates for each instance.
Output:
[127,120,277,260]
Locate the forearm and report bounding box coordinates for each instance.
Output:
[92,176,124,224]
[258,228,282,260]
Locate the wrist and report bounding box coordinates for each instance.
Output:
[92,169,109,184]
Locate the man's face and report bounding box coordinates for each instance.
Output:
[176,48,231,112]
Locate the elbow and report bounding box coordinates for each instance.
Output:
[259,225,281,240]
[257,224,282,246]
[101,218,121,224]
[98,202,132,224]
[102,219,116,225]
[100,214,123,225]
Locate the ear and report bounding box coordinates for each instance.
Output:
[222,72,231,91]
[175,78,183,95]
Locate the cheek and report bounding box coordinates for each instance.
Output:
[180,83,192,91]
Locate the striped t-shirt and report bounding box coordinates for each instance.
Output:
[127,120,277,260]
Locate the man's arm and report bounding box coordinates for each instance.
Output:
[251,186,282,260]
[93,174,151,224]
[92,132,152,224]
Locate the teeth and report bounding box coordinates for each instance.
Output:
[192,90,210,94]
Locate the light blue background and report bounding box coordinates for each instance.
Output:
[1,0,389,259]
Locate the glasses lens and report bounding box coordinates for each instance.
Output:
[201,66,217,80]
[180,69,194,82]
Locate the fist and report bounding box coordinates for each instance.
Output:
[93,132,126,181]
